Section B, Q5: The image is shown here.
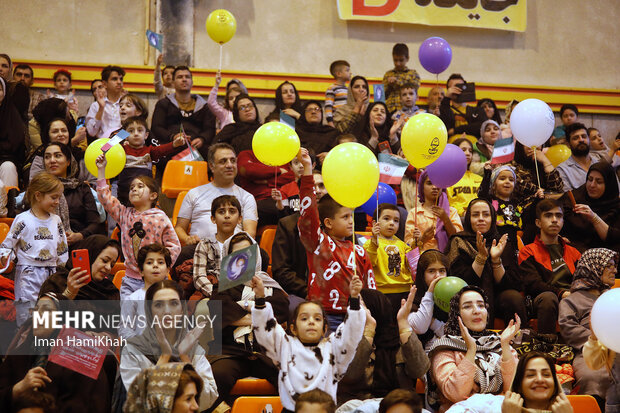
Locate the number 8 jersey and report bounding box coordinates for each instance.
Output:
[297,175,376,314]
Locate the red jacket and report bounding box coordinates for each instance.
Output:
[297,175,376,314]
[237,150,295,201]
[518,235,581,298]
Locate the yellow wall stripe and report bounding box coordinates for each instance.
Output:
[21,60,620,115]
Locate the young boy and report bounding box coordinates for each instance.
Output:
[271,151,314,215]
[116,116,186,206]
[193,195,243,297]
[154,54,175,100]
[391,83,425,124]
[86,65,126,139]
[324,60,351,127]
[298,148,376,331]
[364,203,413,318]
[119,243,172,338]
[518,199,581,335]
[382,44,420,114]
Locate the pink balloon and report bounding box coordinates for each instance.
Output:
[425,144,467,188]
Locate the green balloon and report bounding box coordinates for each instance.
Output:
[433,277,468,313]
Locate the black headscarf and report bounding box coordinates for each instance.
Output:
[443,285,492,337]
[512,141,549,188]
[40,235,121,301]
[272,81,302,114]
[0,77,26,164]
[574,161,620,221]
[216,94,261,154]
[295,100,339,155]
[353,101,395,151]
[457,198,500,248]
[32,98,76,146]
[475,98,502,124]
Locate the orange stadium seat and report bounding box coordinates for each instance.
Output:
[172,191,188,226]
[0,223,9,244]
[161,160,209,198]
[112,270,125,290]
[0,218,14,227]
[231,396,282,413]
[567,395,601,413]
[230,378,277,395]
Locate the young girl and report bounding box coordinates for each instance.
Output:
[448,137,483,217]
[407,249,449,349]
[207,70,242,132]
[251,274,366,413]
[119,94,148,124]
[470,120,501,175]
[404,170,463,253]
[95,154,180,298]
[0,172,68,325]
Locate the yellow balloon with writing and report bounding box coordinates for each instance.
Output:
[205,9,237,44]
[84,138,126,179]
[252,123,301,166]
[322,143,379,209]
[546,144,571,168]
[401,113,447,168]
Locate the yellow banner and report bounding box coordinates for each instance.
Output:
[337,0,526,32]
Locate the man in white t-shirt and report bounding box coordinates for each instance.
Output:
[175,143,258,244]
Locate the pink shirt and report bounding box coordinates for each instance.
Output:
[404,206,463,251]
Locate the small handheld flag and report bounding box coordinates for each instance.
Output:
[146,30,163,52]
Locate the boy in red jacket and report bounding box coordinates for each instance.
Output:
[297,148,376,331]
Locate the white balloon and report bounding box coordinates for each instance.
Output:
[510,98,555,148]
[591,289,620,353]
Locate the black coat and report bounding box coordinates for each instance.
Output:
[66,183,102,238]
[272,213,308,298]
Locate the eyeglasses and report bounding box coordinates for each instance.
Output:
[305,107,321,113]
[238,104,254,111]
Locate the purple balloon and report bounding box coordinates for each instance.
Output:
[360,182,397,217]
[426,144,467,188]
[418,37,452,74]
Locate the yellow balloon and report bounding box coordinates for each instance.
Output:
[84,138,126,179]
[546,144,571,168]
[205,9,237,44]
[252,123,301,166]
[322,143,379,209]
[401,113,447,168]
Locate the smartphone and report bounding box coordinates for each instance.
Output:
[455,82,476,103]
[75,117,85,133]
[378,141,393,154]
[71,249,91,283]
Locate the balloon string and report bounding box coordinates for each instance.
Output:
[435,74,439,88]
[414,170,419,245]
[533,146,542,189]
[219,43,223,72]
[352,233,357,278]
[274,166,278,190]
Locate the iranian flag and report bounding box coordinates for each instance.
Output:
[491,137,515,164]
[378,153,409,185]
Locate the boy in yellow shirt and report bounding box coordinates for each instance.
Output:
[364,203,413,318]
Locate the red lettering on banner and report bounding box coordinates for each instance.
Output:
[352,0,400,16]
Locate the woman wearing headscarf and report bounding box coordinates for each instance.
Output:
[295,100,339,159]
[265,81,303,122]
[28,97,84,157]
[0,76,26,188]
[215,94,262,154]
[564,161,620,254]
[120,279,218,411]
[559,248,618,409]
[428,285,520,413]
[470,119,501,175]
[42,142,103,243]
[333,75,369,135]
[0,291,118,413]
[404,170,463,253]
[445,199,526,328]
[125,363,204,413]
[351,101,399,153]
[206,232,288,411]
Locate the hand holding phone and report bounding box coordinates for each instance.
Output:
[71,249,91,284]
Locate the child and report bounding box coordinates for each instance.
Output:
[364,203,412,318]
[391,83,424,125]
[119,243,171,339]
[470,119,501,175]
[115,116,185,206]
[407,250,449,349]
[271,152,309,216]
[193,195,243,297]
[119,94,148,124]
[325,60,351,127]
[95,154,180,298]
[48,69,73,101]
[404,170,463,253]
[448,137,483,217]
[251,273,366,412]
[551,104,578,145]
[86,65,126,140]
[0,172,68,325]
[153,54,175,100]
[208,70,243,132]
[295,389,336,413]
[382,43,421,114]
[297,148,376,331]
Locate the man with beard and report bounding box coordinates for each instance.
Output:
[556,122,605,192]
[13,64,44,121]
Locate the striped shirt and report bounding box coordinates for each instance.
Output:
[325,83,348,122]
